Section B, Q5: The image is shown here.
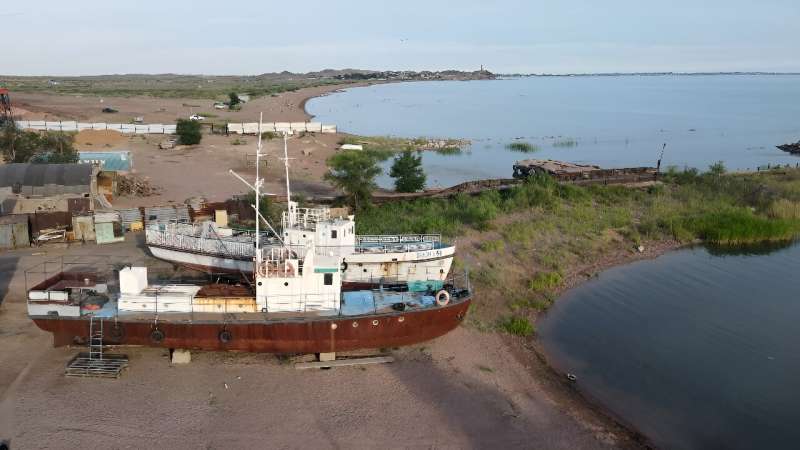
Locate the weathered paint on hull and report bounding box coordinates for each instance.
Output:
[31,298,471,354]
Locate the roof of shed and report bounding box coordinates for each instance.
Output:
[0,163,94,188]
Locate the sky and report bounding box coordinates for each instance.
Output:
[2,0,799,75]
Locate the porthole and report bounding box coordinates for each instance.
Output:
[352,322,358,328]
[372,320,379,326]
[257,281,262,286]
[284,282,289,287]
[331,323,338,330]
[398,316,405,323]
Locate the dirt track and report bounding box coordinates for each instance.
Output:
[0,240,628,449]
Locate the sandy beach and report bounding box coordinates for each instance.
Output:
[0,83,661,449]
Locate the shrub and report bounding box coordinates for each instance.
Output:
[500,316,535,337]
[176,119,202,145]
[229,92,241,109]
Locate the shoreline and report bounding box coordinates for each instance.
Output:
[299,79,396,121]
[525,238,687,448]
[294,78,675,447]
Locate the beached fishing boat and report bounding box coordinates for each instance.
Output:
[28,116,470,354]
[26,249,471,354]
[145,133,455,286]
[145,204,455,287]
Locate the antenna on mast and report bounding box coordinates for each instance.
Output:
[282,131,297,228]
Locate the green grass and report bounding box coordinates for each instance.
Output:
[2,75,348,99]
[552,138,578,148]
[479,239,505,253]
[435,146,462,155]
[528,271,564,292]
[338,135,464,158]
[499,316,535,337]
[506,141,540,153]
[355,167,800,330]
[357,169,800,246]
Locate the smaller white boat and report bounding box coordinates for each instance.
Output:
[146,132,454,286]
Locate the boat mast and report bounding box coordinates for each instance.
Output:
[255,113,263,267]
[282,131,296,228]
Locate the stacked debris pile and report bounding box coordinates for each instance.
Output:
[118,175,160,197]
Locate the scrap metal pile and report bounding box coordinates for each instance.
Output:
[118,175,159,197]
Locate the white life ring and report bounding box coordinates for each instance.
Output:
[435,290,450,306]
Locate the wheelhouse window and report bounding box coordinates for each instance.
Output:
[331,230,338,239]
[324,273,333,285]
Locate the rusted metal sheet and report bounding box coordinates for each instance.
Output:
[32,298,471,354]
[193,199,255,223]
[513,159,658,184]
[67,197,91,214]
[28,211,71,235]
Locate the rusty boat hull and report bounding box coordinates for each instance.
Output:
[31,297,471,354]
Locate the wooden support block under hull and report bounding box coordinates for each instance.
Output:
[31,298,471,354]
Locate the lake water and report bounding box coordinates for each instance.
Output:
[306,76,800,188]
[538,242,800,450]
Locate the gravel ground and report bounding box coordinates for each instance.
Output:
[0,240,621,449]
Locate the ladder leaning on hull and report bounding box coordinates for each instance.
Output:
[64,317,129,379]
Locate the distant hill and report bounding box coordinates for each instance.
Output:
[0,69,495,99]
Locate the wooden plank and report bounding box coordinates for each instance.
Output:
[295,356,394,370]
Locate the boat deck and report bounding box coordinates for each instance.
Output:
[70,288,465,323]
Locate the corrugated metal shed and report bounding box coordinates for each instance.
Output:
[94,211,121,224]
[143,205,190,225]
[78,151,133,172]
[0,163,94,196]
[116,208,143,230]
[0,215,31,250]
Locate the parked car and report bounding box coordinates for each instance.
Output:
[213,102,227,110]
[159,138,177,150]
[189,114,205,121]
[102,107,118,113]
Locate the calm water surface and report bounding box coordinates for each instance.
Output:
[539,242,800,450]
[306,76,800,188]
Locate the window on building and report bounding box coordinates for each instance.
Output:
[324,273,333,285]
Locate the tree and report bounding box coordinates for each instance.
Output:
[389,150,426,192]
[0,125,77,163]
[228,92,241,109]
[37,131,78,163]
[176,119,202,145]
[324,151,382,210]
